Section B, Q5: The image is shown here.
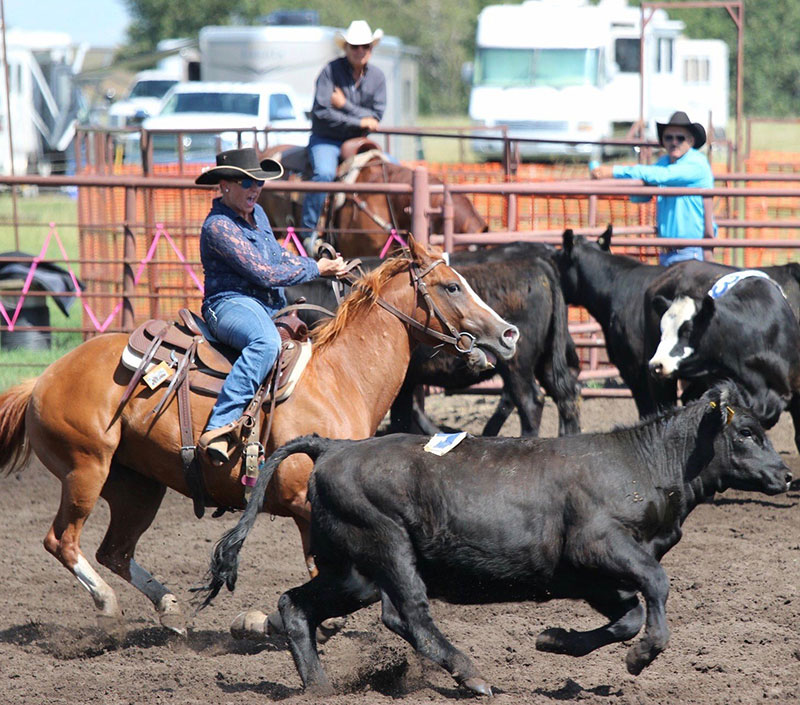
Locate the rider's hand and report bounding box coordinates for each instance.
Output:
[360,116,380,132]
[317,256,349,278]
[331,86,346,109]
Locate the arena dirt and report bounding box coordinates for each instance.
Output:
[1,395,798,704]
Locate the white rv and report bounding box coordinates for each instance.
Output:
[0,28,86,175]
[467,0,729,159]
[198,22,419,158]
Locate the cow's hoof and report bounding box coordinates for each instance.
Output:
[305,680,335,696]
[266,610,285,635]
[462,677,493,697]
[230,610,269,641]
[157,594,187,637]
[536,627,570,653]
[625,643,656,675]
[316,617,346,644]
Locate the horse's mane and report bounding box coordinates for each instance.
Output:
[311,256,412,349]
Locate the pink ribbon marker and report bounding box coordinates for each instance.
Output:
[282,226,307,256]
[379,229,408,259]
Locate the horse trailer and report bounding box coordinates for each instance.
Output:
[0,28,86,175]
[466,0,729,159]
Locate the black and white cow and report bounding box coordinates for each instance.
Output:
[198,384,791,696]
[647,269,800,453]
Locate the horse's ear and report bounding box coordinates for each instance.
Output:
[406,234,426,262]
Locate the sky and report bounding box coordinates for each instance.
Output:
[3,0,130,47]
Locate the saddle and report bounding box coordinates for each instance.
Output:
[275,137,383,180]
[120,307,312,519]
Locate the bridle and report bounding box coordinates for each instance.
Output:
[278,246,478,356]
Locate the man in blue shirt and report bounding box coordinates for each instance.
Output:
[591,111,715,265]
[300,20,387,251]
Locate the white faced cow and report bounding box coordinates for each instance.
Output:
[649,270,800,453]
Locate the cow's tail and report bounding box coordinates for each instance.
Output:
[0,379,36,476]
[193,433,332,610]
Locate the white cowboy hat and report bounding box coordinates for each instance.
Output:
[334,20,383,49]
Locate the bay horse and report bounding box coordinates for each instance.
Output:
[258,145,488,258]
[0,240,518,638]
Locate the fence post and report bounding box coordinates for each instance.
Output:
[122,186,137,331]
[411,167,429,244]
[443,186,454,253]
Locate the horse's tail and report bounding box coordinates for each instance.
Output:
[193,433,333,609]
[541,260,582,430]
[0,378,36,476]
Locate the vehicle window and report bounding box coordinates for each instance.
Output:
[129,80,178,99]
[269,93,296,121]
[164,92,261,115]
[615,38,640,73]
[475,48,601,88]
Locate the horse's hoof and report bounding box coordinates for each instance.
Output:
[462,677,493,697]
[230,610,269,641]
[157,594,187,637]
[625,644,654,675]
[96,612,126,642]
[316,617,346,645]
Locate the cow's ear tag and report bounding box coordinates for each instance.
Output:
[709,401,718,409]
[725,406,735,425]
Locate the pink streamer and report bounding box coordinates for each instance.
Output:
[0,222,205,334]
[379,229,408,259]
[281,226,307,256]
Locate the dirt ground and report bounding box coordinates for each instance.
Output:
[1,394,798,705]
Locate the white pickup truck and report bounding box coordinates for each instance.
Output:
[140,80,310,163]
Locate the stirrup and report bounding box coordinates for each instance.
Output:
[205,437,230,466]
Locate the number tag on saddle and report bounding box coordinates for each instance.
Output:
[143,361,175,390]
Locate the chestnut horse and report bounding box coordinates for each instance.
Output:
[0,240,518,637]
[258,146,488,258]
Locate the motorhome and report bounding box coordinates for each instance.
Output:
[198,19,419,158]
[467,0,729,159]
[0,27,86,175]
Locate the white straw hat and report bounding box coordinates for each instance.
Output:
[334,20,383,49]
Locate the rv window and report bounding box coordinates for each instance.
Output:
[269,94,295,121]
[683,57,710,83]
[475,48,600,88]
[656,38,673,73]
[615,38,640,73]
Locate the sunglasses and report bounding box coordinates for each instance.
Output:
[663,134,687,144]
[347,43,372,51]
[235,177,265,189]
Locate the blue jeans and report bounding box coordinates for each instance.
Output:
[203,296,282,430]
[301,134,342,240]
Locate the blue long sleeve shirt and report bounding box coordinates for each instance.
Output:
[200,198,320,313]
[310,57,387,141]
[613,148,715,265]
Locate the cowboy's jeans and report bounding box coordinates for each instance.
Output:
[301,134,342,242]
[203,296,281,430]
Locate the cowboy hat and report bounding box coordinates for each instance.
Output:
[195,147,283,185]
[334,20,383,49]
[656,111,707,149]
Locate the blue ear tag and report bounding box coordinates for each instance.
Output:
[424,431,468,456]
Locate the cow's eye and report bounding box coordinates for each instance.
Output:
[445,282,461,294]
[740,428,752,438]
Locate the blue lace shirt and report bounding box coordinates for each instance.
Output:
[200,198,320,314]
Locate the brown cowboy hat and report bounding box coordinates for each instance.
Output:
[195,147,283,185]
[656,111,706,149]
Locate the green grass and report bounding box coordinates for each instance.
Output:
[0,191,82,389]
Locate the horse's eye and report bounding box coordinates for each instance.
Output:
[445,283,461,294]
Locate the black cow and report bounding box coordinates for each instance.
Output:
[198,384,791,696]
[647,269,800,454]
[288,243,581,436]
[556,227,666,416]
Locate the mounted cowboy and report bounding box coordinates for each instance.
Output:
[300,19,387,253]
[195,147,349,464]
